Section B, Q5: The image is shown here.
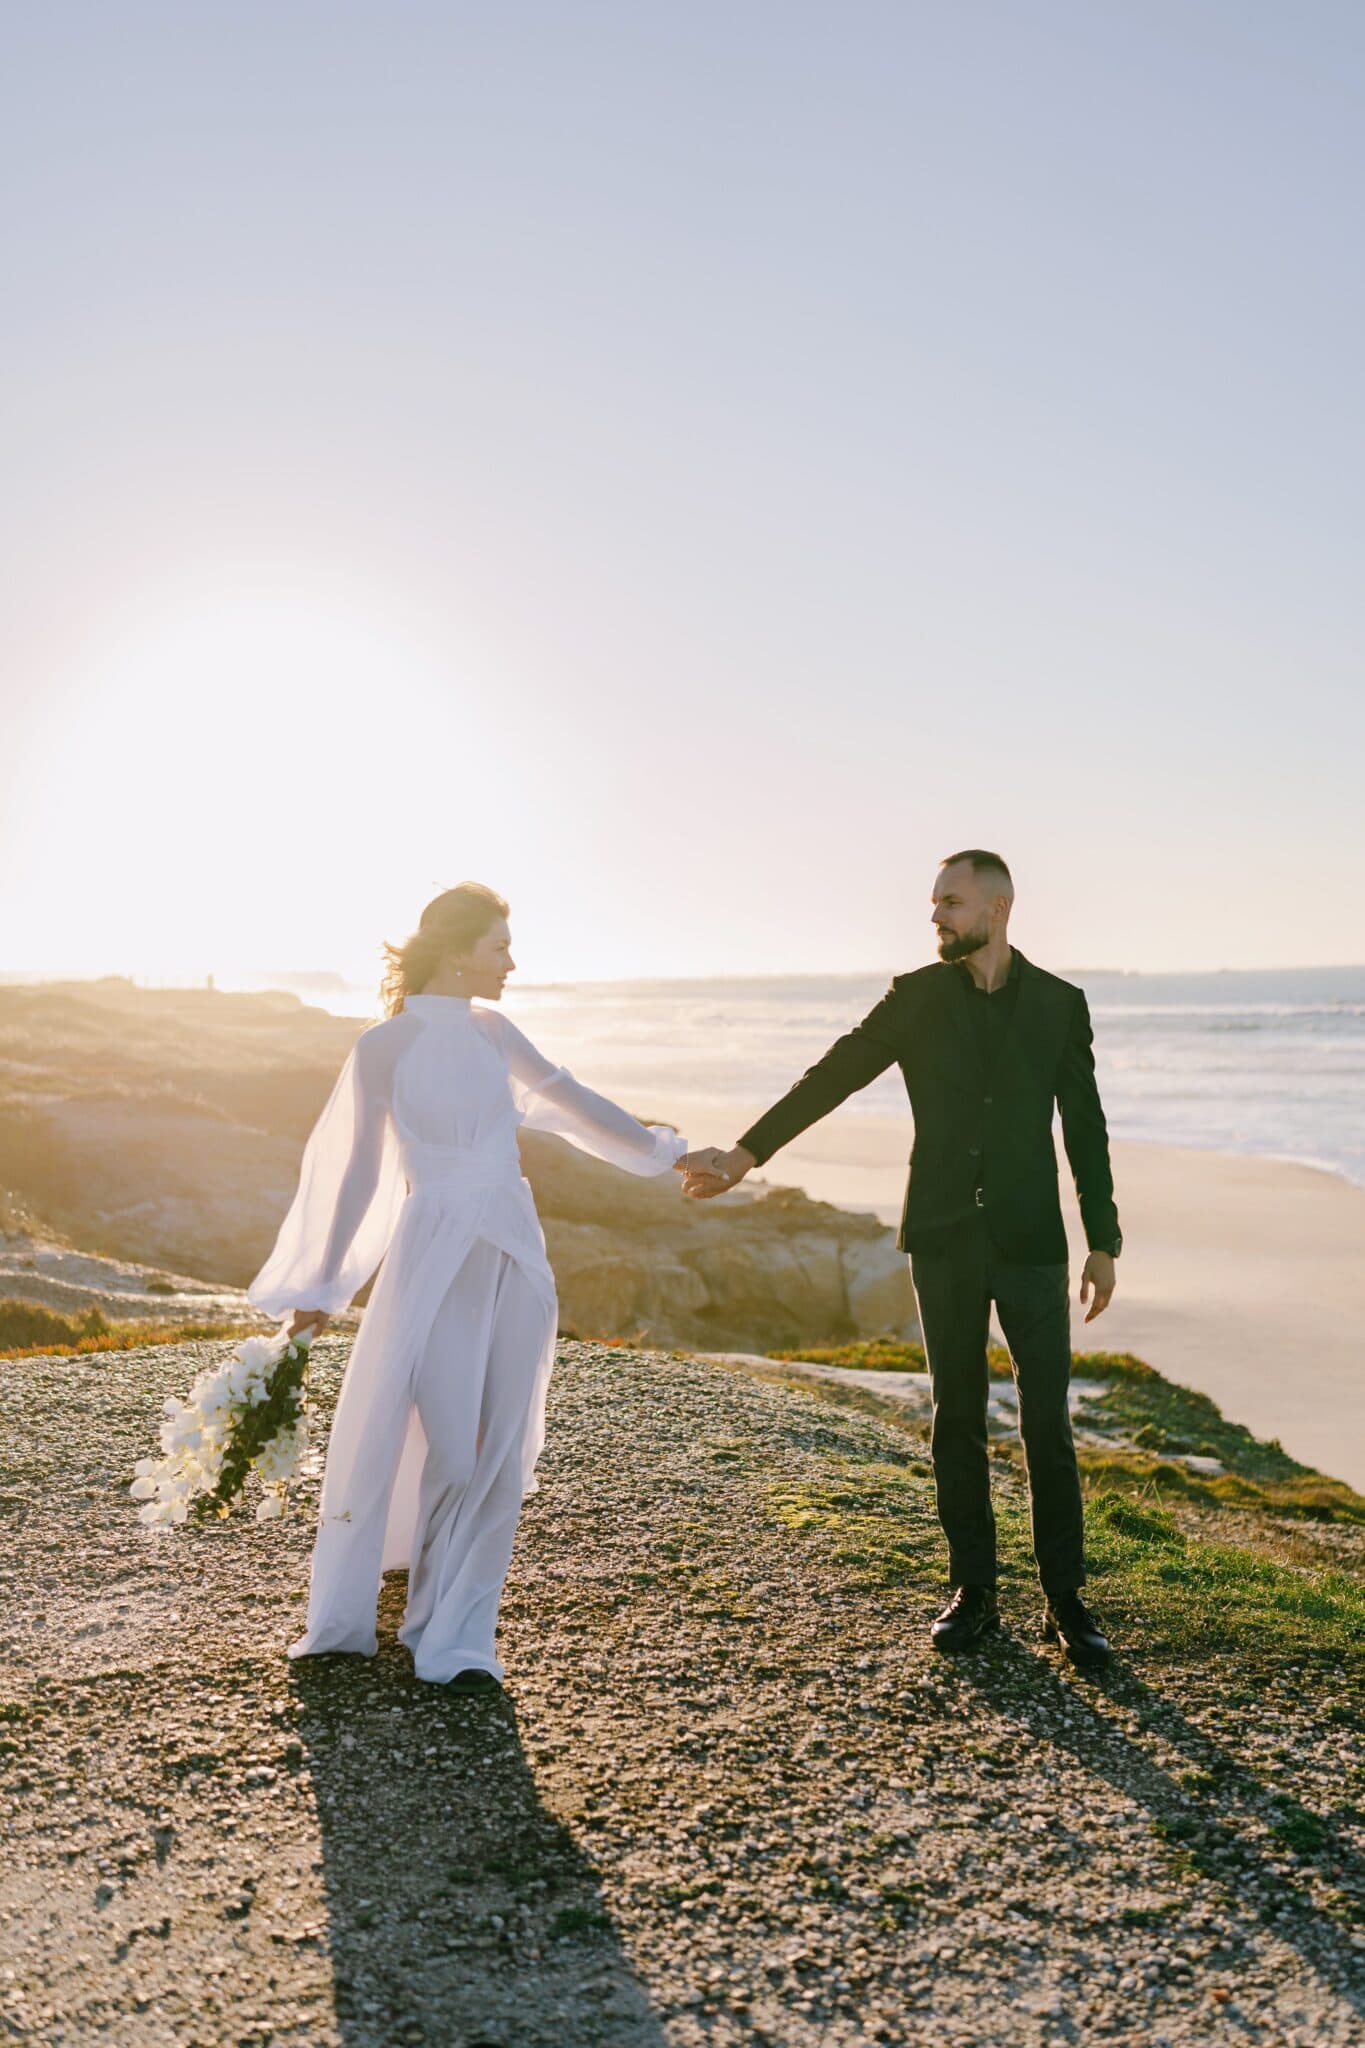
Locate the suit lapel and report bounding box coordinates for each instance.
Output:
[1005,950,1053,1078]
[1011,948,1039,1036]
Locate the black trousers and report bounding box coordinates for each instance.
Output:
[910,1215,1086,1598]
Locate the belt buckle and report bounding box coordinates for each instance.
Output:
[973,1187,985,1209]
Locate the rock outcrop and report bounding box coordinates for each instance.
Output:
[531,1148,916,1351]
[0,979,917,1352]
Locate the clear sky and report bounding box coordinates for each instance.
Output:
[4,1,1362,987]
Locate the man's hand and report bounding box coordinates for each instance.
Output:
[674,1144,756,1200]
[1079,1252,1116,1324]
[287,1309,331,1340]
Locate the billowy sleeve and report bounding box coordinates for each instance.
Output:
[247,1025,408,1319]
[481,1010,686,1177]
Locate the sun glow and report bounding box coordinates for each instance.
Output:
[9,584,531,986]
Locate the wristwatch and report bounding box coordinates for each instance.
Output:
[1098,1234,1123,1258]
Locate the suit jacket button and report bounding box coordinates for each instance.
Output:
[968,1144,981,1158]
[983,1095,994,1105]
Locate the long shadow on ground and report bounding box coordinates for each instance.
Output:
[953,1635,1365,2022]
[293,1581,667,2048]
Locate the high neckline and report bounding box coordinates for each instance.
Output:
[405,993,473,1015]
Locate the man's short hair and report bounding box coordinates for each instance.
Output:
[940,848,1014,896]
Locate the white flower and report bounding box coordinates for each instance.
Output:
[131,1328,309,1531]
[253,1419,307,1485]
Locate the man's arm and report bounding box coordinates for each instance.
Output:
[680,983,904,1197]
[1056,990,1122,1319]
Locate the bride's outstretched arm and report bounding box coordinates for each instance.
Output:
[484,1011,686,1177]
[247,1026,406,1320]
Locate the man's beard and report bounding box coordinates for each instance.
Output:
[937,921,990,963]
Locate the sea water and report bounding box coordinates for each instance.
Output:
[316,964,1365,1191]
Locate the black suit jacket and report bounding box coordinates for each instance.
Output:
[737,952,1120,1263]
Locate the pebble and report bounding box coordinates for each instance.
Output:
[0,1337,1361,2047]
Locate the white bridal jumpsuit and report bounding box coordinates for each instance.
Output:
[247,994,686,1682]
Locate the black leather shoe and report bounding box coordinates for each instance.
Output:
[930,1585,1000,1653]
[1043,1592,1111,1666]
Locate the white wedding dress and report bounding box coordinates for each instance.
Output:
[247,994,686,1682]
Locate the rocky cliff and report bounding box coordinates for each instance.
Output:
[0,979,916,1350]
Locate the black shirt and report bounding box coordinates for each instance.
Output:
[909,951,1024,1250]
[956,949,1022,1092]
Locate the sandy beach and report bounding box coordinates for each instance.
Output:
[664,1096,1365,1492]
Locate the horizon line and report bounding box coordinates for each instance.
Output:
[5,961,1365,994]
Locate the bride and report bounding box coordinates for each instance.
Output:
[247,883,686,1691]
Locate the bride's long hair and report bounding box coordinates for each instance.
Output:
[380,883,510,1017]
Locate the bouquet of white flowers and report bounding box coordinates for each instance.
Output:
[129,1327,313,1526]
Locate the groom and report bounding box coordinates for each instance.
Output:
[681,850,1122,1665]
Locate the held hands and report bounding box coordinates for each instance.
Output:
[674,1144,757,1200]
[1079,1251,1116,1324]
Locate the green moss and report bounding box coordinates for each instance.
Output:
[763,1452,1365,1663]
[1089,1493,1184,1545]
[769,1459,948,1590]
[549,1904,611,1938]
[1270,1808,1329,1855]
[766,1339,1365,1525]
[1073,1357,1330,1487]
[1081,1489,1365,1658]
[1077,1449,1365,1525]
[771,1337,931,1373]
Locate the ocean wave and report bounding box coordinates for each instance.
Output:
[307,969,1365,1193]
[1090,1003,1365,1023]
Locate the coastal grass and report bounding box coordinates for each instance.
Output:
[769,1339,1365,1525]
[765,1449,1365,1665]
[772,1336,985,1375]
[1081,1491,1365,1661]
[0,1297,247,1360]
[1073,1448,1365,1524]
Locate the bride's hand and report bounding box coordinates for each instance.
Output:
[675,1145,755,1199]
[287,1309,330,1339]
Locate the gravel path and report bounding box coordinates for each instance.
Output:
[1,1338,1362,2046]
